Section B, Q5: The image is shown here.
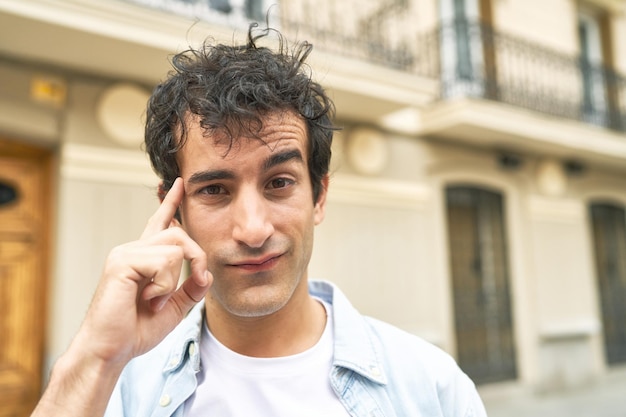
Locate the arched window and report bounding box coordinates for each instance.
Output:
[445,185,517,384]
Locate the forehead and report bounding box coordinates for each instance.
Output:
[178,110,308,158]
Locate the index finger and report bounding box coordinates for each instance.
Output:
[141,177,184,239]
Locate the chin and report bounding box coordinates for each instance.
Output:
[227,298,287,318]
[210,269,303,318]
[218,284,293,318]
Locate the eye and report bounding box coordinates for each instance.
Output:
[268,178,293,189]
[200,184,225,195]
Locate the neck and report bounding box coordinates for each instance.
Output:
[204,283,327,358]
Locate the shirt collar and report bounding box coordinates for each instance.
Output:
[162,301,204,374]
[309,280,388,385]
[162,281,388,385]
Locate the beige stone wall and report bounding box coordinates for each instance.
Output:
[50,78,159,362]
[613,12,626,72]
[493,0,578,53]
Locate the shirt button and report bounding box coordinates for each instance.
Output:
[370,366,381,376]
[188,342,196,356]
[159,394,171,407]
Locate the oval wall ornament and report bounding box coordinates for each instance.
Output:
[0,181,18,207]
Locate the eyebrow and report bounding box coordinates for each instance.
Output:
[262,148,304,171]
[187,148,304,185]
[187,169,235,185]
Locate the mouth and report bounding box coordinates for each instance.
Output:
[228,253,283,272]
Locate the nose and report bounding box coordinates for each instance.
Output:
[231,188,274,248]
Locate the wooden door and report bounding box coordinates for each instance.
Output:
[0,138,52,417]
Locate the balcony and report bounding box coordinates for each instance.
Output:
[277,8,626,167]
[413,19,626,168]
[277,7,626,132]
[1,1,626,167]
[279,8,626,167]
[439,20,626,130]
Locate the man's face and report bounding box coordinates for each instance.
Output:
[176,111,327,319]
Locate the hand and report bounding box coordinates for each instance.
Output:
[32,178,211,417]
[76,177,211,365]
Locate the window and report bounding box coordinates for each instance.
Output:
[209,0,267,20]
[446,186,517,384]
[0,181,18,207]
[209,0,232,14]
[439,0,494,97]
[452,0,473,81]
[125,0,271,24]
[578,9,608,125]
[244,0,265,21]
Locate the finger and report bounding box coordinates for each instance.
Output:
[140,249,183,301]
[183,270,212,302]
[130,229,209,313]
[143,227,209,286]
[111,244,184,286]
[165,270,212,315]
[187,251,210,288]
[141,177,184,239]
[149,268,211,313]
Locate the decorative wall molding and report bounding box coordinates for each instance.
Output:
[345,127,389,176]
[0,99,60,144]
[96,83,150,147]
[0,0,232,51]
[60,143,158,186]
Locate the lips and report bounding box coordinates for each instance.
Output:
[229,253,282,272]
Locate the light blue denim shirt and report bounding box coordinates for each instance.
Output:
[105,280,487,417]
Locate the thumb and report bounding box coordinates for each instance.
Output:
[174,270,212,313]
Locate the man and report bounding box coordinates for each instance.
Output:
[32,26,487,416]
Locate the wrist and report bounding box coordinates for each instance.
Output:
[32,346,125,417]
[58,333,128,382]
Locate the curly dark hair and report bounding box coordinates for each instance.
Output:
[144,24,336,204]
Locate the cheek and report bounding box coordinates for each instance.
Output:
[181,204,225,242]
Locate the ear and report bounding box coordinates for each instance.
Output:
[157,182,167,203]
[313,174,329,225]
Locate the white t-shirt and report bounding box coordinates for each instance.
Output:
[183,300,350,417]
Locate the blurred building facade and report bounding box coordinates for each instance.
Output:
[0,0,625,414]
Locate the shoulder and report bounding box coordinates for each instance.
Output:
[315,280,486,416]
[365,316,455,366]
[361,316,486,417]
[363,316,462,381]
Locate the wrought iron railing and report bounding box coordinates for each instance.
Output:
[433,19,626,132]
[279,0,417,71]
[281,13,626,133]
[123,0,626,133]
